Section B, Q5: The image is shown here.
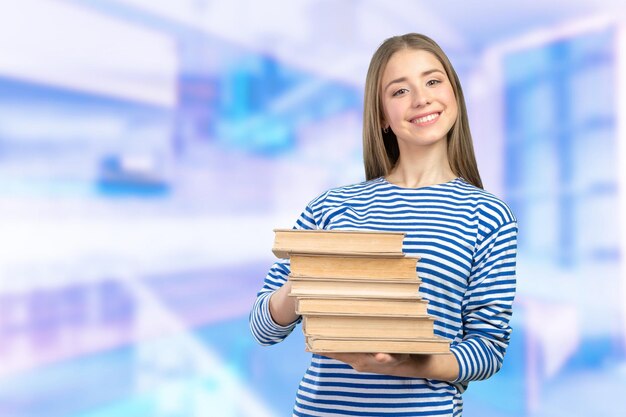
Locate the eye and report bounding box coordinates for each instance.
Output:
[392,88,408,97]
[426,79,441,87]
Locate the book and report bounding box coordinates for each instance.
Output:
[290,253,419,280]
[273,229,405,258]
[303,314,434,339]
[271,226,447,356]
[295,296,429,317]
[305,335,450,354]
[289,276,421,298]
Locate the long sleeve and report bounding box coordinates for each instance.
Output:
[249,260,298,345]
[249,203,320,345]
[450,219,518,383]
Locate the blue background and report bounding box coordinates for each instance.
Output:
[1,1,625,416]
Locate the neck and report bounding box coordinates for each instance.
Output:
[386,141,456,188]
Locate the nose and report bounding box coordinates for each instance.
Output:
[411,86,430,107]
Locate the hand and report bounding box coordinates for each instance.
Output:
[269,281,299,326]
[321,352,412,375]
[320,352,458,380]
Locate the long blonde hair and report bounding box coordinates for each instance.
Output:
[362,33,483,189]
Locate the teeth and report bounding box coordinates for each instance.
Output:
[413,113,439,124]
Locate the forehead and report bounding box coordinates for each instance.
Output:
[381,49,446,81]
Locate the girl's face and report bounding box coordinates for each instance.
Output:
[380,49,458,151]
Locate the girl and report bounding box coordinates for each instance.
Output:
[250,33,518,416]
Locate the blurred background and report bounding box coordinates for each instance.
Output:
[0,0,625,416]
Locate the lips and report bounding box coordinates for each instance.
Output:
[410,112,441,125]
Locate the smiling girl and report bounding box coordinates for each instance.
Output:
[250,33,518,417]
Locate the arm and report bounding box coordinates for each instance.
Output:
[324,220,517,382]
[450,220,518,383]
[249,203,321,345]
[249,260,300,345]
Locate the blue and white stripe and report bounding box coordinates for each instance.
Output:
[250,177,518,416]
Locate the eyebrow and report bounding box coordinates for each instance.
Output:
[384,69,445,91]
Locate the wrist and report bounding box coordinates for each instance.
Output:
[410,353,459,381]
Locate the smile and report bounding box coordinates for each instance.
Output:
[410,112,440,125]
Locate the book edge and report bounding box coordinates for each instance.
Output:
[274,229,406,236]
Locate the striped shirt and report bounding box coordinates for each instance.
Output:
[250,177,518,416]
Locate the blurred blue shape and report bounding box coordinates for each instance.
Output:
[213,54,358,155]
[497,25,624,417]
[96,154,170,197]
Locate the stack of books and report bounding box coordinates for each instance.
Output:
[273,229,450,354]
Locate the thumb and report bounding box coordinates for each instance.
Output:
[374,353,393,363]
